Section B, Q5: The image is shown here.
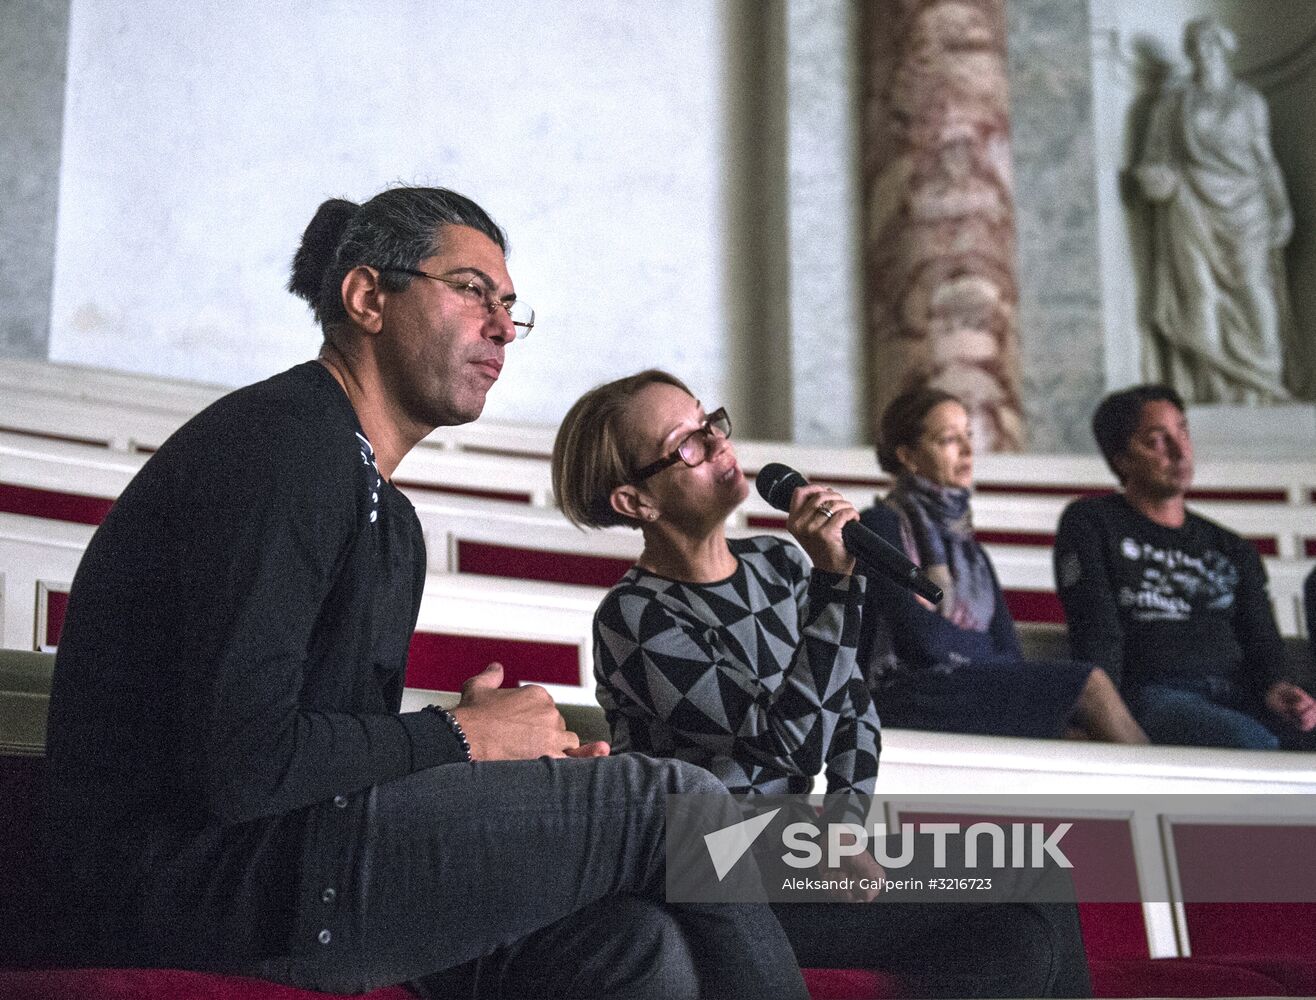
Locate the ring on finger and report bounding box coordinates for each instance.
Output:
[818,502,835,519]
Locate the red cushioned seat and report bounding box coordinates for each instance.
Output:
[1183,902,1316,959]
[801,966,900,999]
[1089,957,1288,997]
[1210,956,1316,996]
[0,968,413,1000]
[804,958,1312,998]
[0,967,901,1000]
[1079,902,1151,961]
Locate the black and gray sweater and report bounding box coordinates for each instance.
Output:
[593,536,880,795]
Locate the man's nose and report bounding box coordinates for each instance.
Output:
[486,308,516,344]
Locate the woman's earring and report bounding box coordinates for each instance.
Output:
[647,512,658,521]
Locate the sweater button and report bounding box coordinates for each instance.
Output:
[318,929,332,945]
[333,795,348,809]
[321,887,337,904]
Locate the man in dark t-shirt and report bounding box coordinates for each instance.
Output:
[1054,384,1316,749]
[42,187,805,999]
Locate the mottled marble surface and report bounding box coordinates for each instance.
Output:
[1005,0,1105,454]
[0,0,69,360]
[862,0,1024,451]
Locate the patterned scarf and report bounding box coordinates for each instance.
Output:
[885,473,997,632]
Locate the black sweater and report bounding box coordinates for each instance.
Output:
[42,362,465,967]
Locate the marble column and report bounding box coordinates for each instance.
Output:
[0,0,70,360]
[861,0,1023,450]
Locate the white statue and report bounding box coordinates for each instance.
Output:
[1136,18,1294,403]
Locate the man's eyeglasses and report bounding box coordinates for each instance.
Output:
[379,267,535,339]
[631,408,732,483]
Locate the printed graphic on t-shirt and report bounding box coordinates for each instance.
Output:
[1056,551,1082,590]
[355,431,382,524]
[1116,536,1237,621]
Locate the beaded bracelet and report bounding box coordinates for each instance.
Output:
[426,705,473,762]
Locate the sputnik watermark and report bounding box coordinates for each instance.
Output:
[700,813,1071,884]
[782,820,1074,871]
[704,808,781,881]
[665,793,1126,904]
[671,792,1316,904]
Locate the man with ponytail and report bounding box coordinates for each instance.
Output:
[43,186,803,999]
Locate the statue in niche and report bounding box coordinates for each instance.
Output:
[1135,17,1295,404]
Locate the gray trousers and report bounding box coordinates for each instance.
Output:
[257,752,1089,999]
[256,753,807,1000]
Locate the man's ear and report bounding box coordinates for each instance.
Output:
[1110,451,1129,485]
[610,484,651,524]
[341,265,386,335]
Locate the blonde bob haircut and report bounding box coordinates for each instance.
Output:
[552,369,694,529]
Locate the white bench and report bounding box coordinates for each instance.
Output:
[0,514,90,651]
[4,451,1315,642]
[6,359,1316,503]
[5,422,1315,569]
[0,510,608,698]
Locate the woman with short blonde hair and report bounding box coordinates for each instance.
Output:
[552,371,1091,999]
[552,369,693,530]
[552,368,875,795]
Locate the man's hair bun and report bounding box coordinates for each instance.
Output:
[288,198,359,307]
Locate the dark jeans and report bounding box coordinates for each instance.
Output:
[1130,677,1280,749]
[254,753,806,1000]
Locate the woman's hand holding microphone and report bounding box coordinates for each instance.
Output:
[785,484,858,576]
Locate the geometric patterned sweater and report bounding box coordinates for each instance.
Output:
[593,536,881,795]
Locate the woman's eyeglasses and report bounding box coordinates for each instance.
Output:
[630,408,732,483]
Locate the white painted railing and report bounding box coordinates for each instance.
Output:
[4,450,1315,640]
[4,359,1316,503]
[0,515,89,651]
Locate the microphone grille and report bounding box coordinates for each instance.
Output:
[755,463,808,512]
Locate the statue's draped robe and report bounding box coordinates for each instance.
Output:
[1141,82,1292,403]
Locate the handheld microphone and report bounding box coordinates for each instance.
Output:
[755,463,944,605]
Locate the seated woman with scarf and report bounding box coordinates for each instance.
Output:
[859,387,1147,743]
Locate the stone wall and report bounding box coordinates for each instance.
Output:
[0,0,69,360]
[1005,0,1106,453]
